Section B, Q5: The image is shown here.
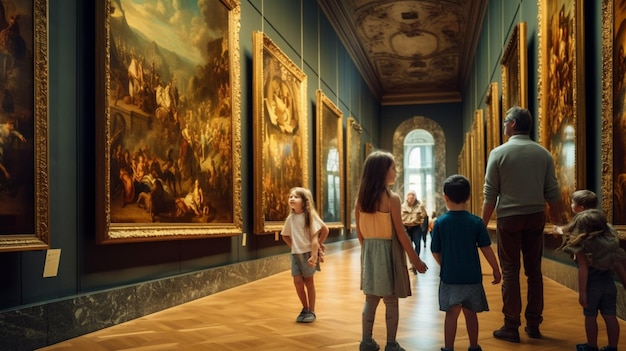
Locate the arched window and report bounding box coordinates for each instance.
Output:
[404,130,434,213]
[392,116,446,217]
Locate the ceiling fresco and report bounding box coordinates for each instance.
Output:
[318,0,488,105]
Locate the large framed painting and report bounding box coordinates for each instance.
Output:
[252,31,308,234]
[470,109,485,216]
[602,0,626,233]
[0,0,49,252]
[345,117,361,230]
[315,90,344,229]
[485,82,500,155]
[501,22,528,114]
[458,132,470,192]
[538,0,586,224]
[95,0,242,243]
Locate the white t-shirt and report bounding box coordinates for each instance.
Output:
[281,213,324,254]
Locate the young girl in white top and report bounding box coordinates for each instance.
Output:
[281,187,329,323]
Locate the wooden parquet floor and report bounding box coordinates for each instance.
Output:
[39,239,626,351]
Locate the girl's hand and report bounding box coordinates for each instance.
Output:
[307,255,318,267]
[412,258,427,273]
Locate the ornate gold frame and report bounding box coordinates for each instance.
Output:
[538,0,586,224]
[601,0,626,233]
[346,117,362,230]
[315,90,344,229]
[485,82,500,156]
[252,31,308,234]
[95,0,242,243]
[501,22,528,113]
[471,109,485,215]
[0,0,49,252]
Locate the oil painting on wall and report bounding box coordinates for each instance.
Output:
[485,82,500,155]
[316,90,344,229]
[252,31,308,234]
[501,22,527,114]
[0,0,49,252]
[346,117,361,230]
[96,0,242,243]
[602,0,626,230]
[538,0,585,224]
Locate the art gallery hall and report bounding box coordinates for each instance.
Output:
[1,1,626,350]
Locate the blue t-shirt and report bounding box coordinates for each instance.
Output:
[431,210,492,284]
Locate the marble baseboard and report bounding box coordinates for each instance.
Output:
[0,240,359,351]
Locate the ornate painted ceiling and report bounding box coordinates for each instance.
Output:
[318,0,488,105]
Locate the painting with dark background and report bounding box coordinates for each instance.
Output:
[613,0,626,224]
[0,0,36,235]
[539,0,585,224]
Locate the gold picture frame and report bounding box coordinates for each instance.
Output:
[315,90,344,229]
[471,109,485,216]
[95,0,243,243]
[601,0,626,232]
[0,0,49,252]
[364,142,373,156]
[485,82,501,155]
[538,0,586,224]
[501,22,528,113]
[346,117,362,230]
[458,132,471,191]
[252,31,308,234]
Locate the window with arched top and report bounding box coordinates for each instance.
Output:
[392,117,446,217]
[404,130,434,213]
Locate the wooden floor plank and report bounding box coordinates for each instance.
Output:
[38,239,626,350]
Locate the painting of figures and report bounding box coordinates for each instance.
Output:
[97,0,242,242]
[538,0,585,224]
[612,0,626,225]
[252,31,308,234]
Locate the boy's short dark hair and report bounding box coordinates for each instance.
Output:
[443,174,470,204]
[571,190,598,210]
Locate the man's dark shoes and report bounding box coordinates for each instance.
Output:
[524,325,542,339]
[576,344,599,351]
[493,326,520,343]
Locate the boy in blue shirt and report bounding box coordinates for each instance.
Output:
[431,175,501,351]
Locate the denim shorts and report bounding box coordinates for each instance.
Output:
[291,252,320,278]
[438,281,489,313]
[583,278,617,317]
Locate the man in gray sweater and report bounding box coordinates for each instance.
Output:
[481,106,564,343]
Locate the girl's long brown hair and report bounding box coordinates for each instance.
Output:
[357,151,394,213]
